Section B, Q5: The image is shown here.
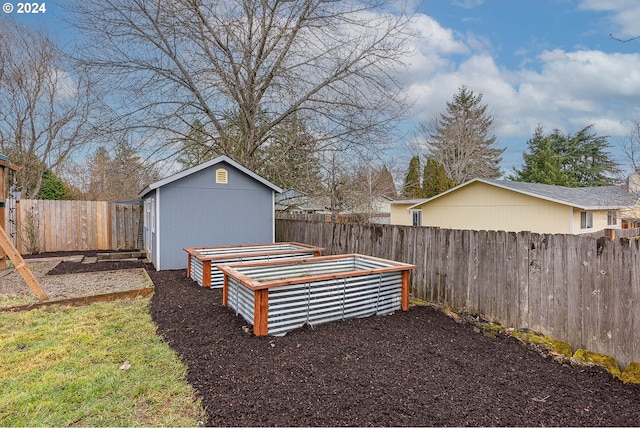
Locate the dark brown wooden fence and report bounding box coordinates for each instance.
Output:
[276,219,640,369]
[15,200,141,253]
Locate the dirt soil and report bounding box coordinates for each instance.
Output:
[30,254,640,426]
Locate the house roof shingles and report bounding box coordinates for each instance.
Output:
[409,178,638,210]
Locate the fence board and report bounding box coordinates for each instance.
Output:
[538,235,553,337]
[565,234,582,348]
[551,234,568,340]
[516,232,530,329]
[613,239,632,367]
[582,238,599,354]
[16,200,141,253]
[630,241,640,367]
[503,232,518,328]
[276,219,640,368]
[597,238,616,360]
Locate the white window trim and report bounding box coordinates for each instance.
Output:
[580,211,593,230]
[411,210,422,227]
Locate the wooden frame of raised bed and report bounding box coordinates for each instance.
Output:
[218,254,417,336]
[184,242,324,288]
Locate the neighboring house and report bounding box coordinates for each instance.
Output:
[390,199,428,226]
[393,178,638,234]
[275,189,331,215]
[139,155,282,270]
[277,189,393,224]
[346,195,393,224]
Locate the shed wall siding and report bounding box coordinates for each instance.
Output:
[157,162,275,270]
[419,182,572,233]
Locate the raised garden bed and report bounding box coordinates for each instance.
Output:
[218,253,416,336]
[184,242,323,288]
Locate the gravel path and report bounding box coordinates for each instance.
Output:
[0,258,150,307]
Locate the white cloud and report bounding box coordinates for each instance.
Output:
[579,0,640,39]
[452,0,485,9]
[402,11,640,142]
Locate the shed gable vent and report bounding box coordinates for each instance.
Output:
[216,168,228,184]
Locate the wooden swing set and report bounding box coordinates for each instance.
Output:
[0,156,48,301]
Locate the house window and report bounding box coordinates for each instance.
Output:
[216,168,228,184]
[607,210,617,226]
[411,210,422,227]
[580,211,593,229]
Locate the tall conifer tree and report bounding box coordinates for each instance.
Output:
[419,86,504,183]
[511,125,619,186]
[402,156,422,198]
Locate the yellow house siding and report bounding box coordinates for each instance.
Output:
[418,182,573,233]
[391,203,414,226]
[571,208,620,234]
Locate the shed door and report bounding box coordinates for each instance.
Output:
[144,197,154,255]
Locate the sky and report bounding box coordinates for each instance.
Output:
[4,0,640,176]
[401,0,640,174]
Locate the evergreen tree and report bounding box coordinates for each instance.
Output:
[256,114,323,194]
[420,86,504,183]
[377,165,398,199]
[402,156,422,198]
[86,146,111,199]
[510,127,575,186]
[422,158,455,198]
[83,139,160,200]
[562,125,620,186]
[511,125,619,186]
[351,165,398,199]
[177,120,214,170]
[36,169,70,200]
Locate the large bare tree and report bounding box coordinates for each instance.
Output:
[68,0,414,172]
[0,20,94,198]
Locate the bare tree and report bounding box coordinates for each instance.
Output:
[622,118,640,194]
[68,0,415,172]
[67,138,161,200]
[0,20,94,198]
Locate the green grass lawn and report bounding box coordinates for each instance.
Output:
[0,297,205,426]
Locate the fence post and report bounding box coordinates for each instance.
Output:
[604,228,616,240]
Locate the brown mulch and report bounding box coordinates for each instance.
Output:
[27,253,640,426]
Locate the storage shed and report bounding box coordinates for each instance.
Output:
[139,156,282,270]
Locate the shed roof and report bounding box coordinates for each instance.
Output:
[408,178,638,211]
[139,155,282,198]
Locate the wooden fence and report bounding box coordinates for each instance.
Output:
[276,219,640,369]
[15,200,142,253]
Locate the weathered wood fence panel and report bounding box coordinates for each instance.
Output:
[276,219,640,369]
[110,203,141,250]
[15,200,141,253]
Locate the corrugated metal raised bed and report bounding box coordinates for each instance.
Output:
[218,254,417,336]
[184,242,324,288]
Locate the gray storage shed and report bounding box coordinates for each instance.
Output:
[138,156,282,270]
